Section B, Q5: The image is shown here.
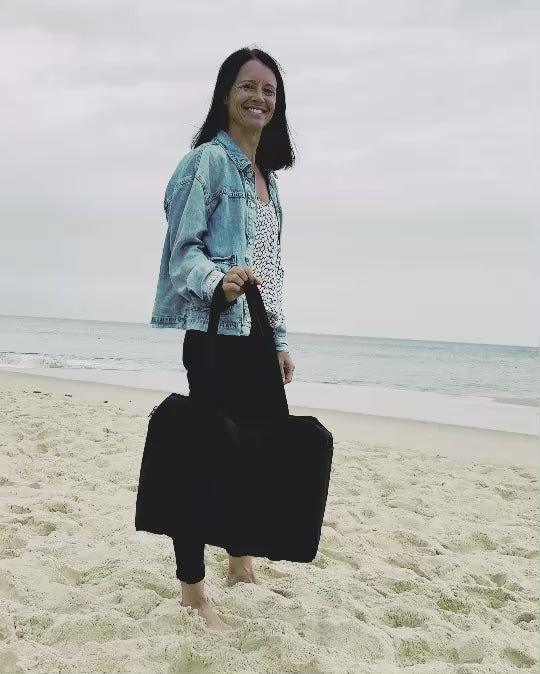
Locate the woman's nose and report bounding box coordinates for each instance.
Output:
[251,85,266,99]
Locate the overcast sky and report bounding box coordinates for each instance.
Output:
[1,0,538,346]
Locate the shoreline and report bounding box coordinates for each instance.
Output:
[1,369,537,467]
[492,396,539,407]
[0,365,537,435]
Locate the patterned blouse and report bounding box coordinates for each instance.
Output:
[251,195,284,329]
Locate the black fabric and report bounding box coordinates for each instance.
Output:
[135,280,334,563]
[173,533,250,585]
[213,278,235,313]
[171,325,280,584]
[182,327,272,427]
[173,535,205,584]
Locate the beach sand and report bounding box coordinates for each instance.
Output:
[0,370,538,673]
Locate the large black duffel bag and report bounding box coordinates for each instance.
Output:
[135,280,334,562]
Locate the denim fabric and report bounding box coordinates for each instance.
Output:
[150,129,288,352]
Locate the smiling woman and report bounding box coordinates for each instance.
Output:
[146,46,301,631]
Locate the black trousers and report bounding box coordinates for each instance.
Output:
[173,325,271,584]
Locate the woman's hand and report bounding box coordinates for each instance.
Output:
[223,266,262,303]
[277,351,295,384]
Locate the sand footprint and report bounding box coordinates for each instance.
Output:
[271,587,293,599]
[514,611,537,624]
[0,570,27,603]
[462,583,517,609]
[40,613,143,646]
[391,529,431,550]
[317,545,359,569]
[0,648,23,674]
[379,602,428,628]
[58,566,83,587]
[23,516,58,537]
[305,612,393,664]
[502,647,537,669]
[0,527,27,557]
[387,554,432,580]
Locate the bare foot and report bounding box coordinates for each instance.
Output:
[181,599,233,631]
[227,556,261,586]
[227,570,260,586]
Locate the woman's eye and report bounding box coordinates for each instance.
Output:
[242,84,275,95]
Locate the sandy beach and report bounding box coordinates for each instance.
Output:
[0,370,538,673]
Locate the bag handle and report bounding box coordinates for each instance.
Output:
[198,278,289,419]
[207,278,269,339]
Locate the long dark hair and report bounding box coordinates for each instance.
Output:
[191,46,297,177]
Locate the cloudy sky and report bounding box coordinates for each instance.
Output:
[1,0,538,346]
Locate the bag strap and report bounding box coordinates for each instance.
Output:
[199,279,289,420]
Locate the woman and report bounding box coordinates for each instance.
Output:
[150,47,296,630]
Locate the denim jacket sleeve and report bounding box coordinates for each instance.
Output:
[165,174,224,306]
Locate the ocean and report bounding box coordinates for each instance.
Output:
[1,314,538,434]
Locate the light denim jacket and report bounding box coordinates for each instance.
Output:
[150,129,288,352]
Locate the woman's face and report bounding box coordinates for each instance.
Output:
[224,60,277,131]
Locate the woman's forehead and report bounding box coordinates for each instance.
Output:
[236,62,276,87]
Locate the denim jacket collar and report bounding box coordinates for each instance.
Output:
[215,129,278,181]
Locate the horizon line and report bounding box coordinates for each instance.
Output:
[1,312,537,350]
